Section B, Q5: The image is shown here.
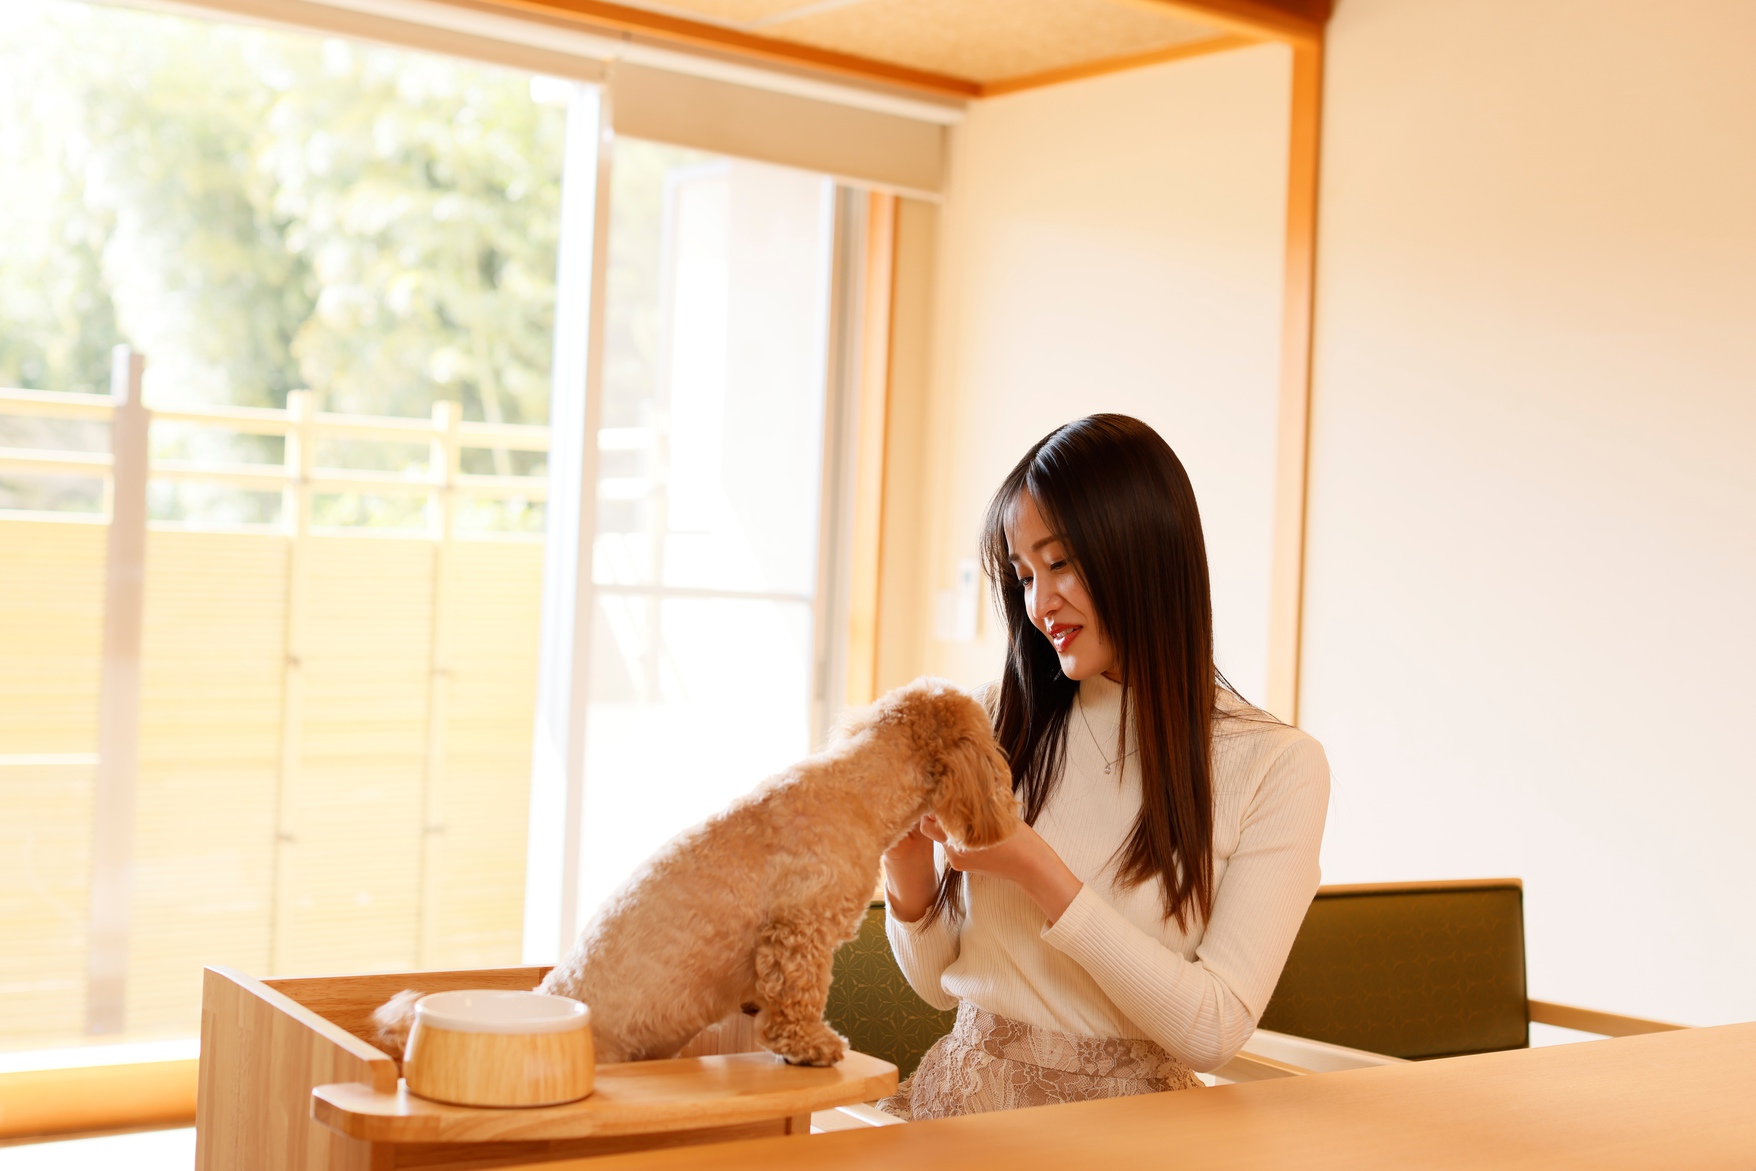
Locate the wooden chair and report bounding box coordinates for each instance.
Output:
[1244,879,1686,1074]
[194,964,894,1170]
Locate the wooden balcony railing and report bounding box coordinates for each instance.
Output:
[0,365,551,520]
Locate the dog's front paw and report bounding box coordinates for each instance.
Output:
[772,1024,848,1068]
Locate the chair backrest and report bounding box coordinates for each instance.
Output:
[827,903,957,1077]
[1258,879,1529,1060]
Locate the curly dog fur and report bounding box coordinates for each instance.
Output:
[374,677,1016,1068]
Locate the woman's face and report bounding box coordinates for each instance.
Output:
[1005,492,1118,682]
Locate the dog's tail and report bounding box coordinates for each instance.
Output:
[371,989,423,1061]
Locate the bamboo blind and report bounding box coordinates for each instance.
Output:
[0,519,105,1046]
[0,517,544,1049]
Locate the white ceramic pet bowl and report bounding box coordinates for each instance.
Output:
[403,990,594,1107]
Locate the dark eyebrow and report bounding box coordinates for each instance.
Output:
[1006,535,1066,563]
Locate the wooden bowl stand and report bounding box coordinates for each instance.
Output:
[195,965,896,1171]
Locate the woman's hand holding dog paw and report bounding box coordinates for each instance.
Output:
[921,817,1083,925]
[882,822,940,924]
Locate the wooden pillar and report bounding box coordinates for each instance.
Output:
[843,192,898,710]
[418,399,460,968]
[87,345,148,1035]
[1265,40,1324,726]
[270,389,316,973]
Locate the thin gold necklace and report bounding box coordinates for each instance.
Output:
[1077,696,1134,776]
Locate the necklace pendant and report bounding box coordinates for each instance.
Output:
[1104,764,1113,775]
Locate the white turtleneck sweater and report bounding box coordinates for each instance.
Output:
[886,675,1329,1073]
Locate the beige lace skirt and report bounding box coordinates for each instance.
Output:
[876,1001,1203,1121]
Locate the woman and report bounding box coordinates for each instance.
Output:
[879,414,1329,1120]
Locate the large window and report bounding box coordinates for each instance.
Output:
[0,0,565,1054]
[0,0,868,1058]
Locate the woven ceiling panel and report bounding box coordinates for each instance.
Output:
[620,0,1225,83]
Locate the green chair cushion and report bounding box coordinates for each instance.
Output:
[827,902,957,1078]
[1258,883,1529,1060]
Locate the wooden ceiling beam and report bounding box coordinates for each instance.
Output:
[453,0,1327,103]
[445,0,1328,100]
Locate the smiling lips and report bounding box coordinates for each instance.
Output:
[1047,621,1082,653]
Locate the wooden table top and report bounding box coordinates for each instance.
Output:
[534,1023,1756,1170]
[311,1051,896,1144]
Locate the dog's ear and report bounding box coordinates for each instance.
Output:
[840,674,949,748]
[931,698,1019,850]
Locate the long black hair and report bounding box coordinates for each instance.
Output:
[926,414,1231,930]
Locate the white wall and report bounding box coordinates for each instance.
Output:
[1303,0,1756,1026]
[916,45,1293,701]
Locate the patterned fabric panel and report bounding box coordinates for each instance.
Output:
[1257,886,1529,1060]
[826,903,957,1078]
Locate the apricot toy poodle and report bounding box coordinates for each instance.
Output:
[374,676,1016,1067]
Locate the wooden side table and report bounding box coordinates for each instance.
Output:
[195,965,896,1171]
[312,1050,894,1162]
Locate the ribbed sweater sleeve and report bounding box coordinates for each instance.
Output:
[884,900,962,1011]
[1040,735,1330,1071]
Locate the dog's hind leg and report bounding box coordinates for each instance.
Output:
[751,913,848,1067]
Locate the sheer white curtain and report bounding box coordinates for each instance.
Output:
[524,106,857,958]
[578,148,836,920]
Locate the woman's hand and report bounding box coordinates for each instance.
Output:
[882,821,940,924]
[919,817,1084,925]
